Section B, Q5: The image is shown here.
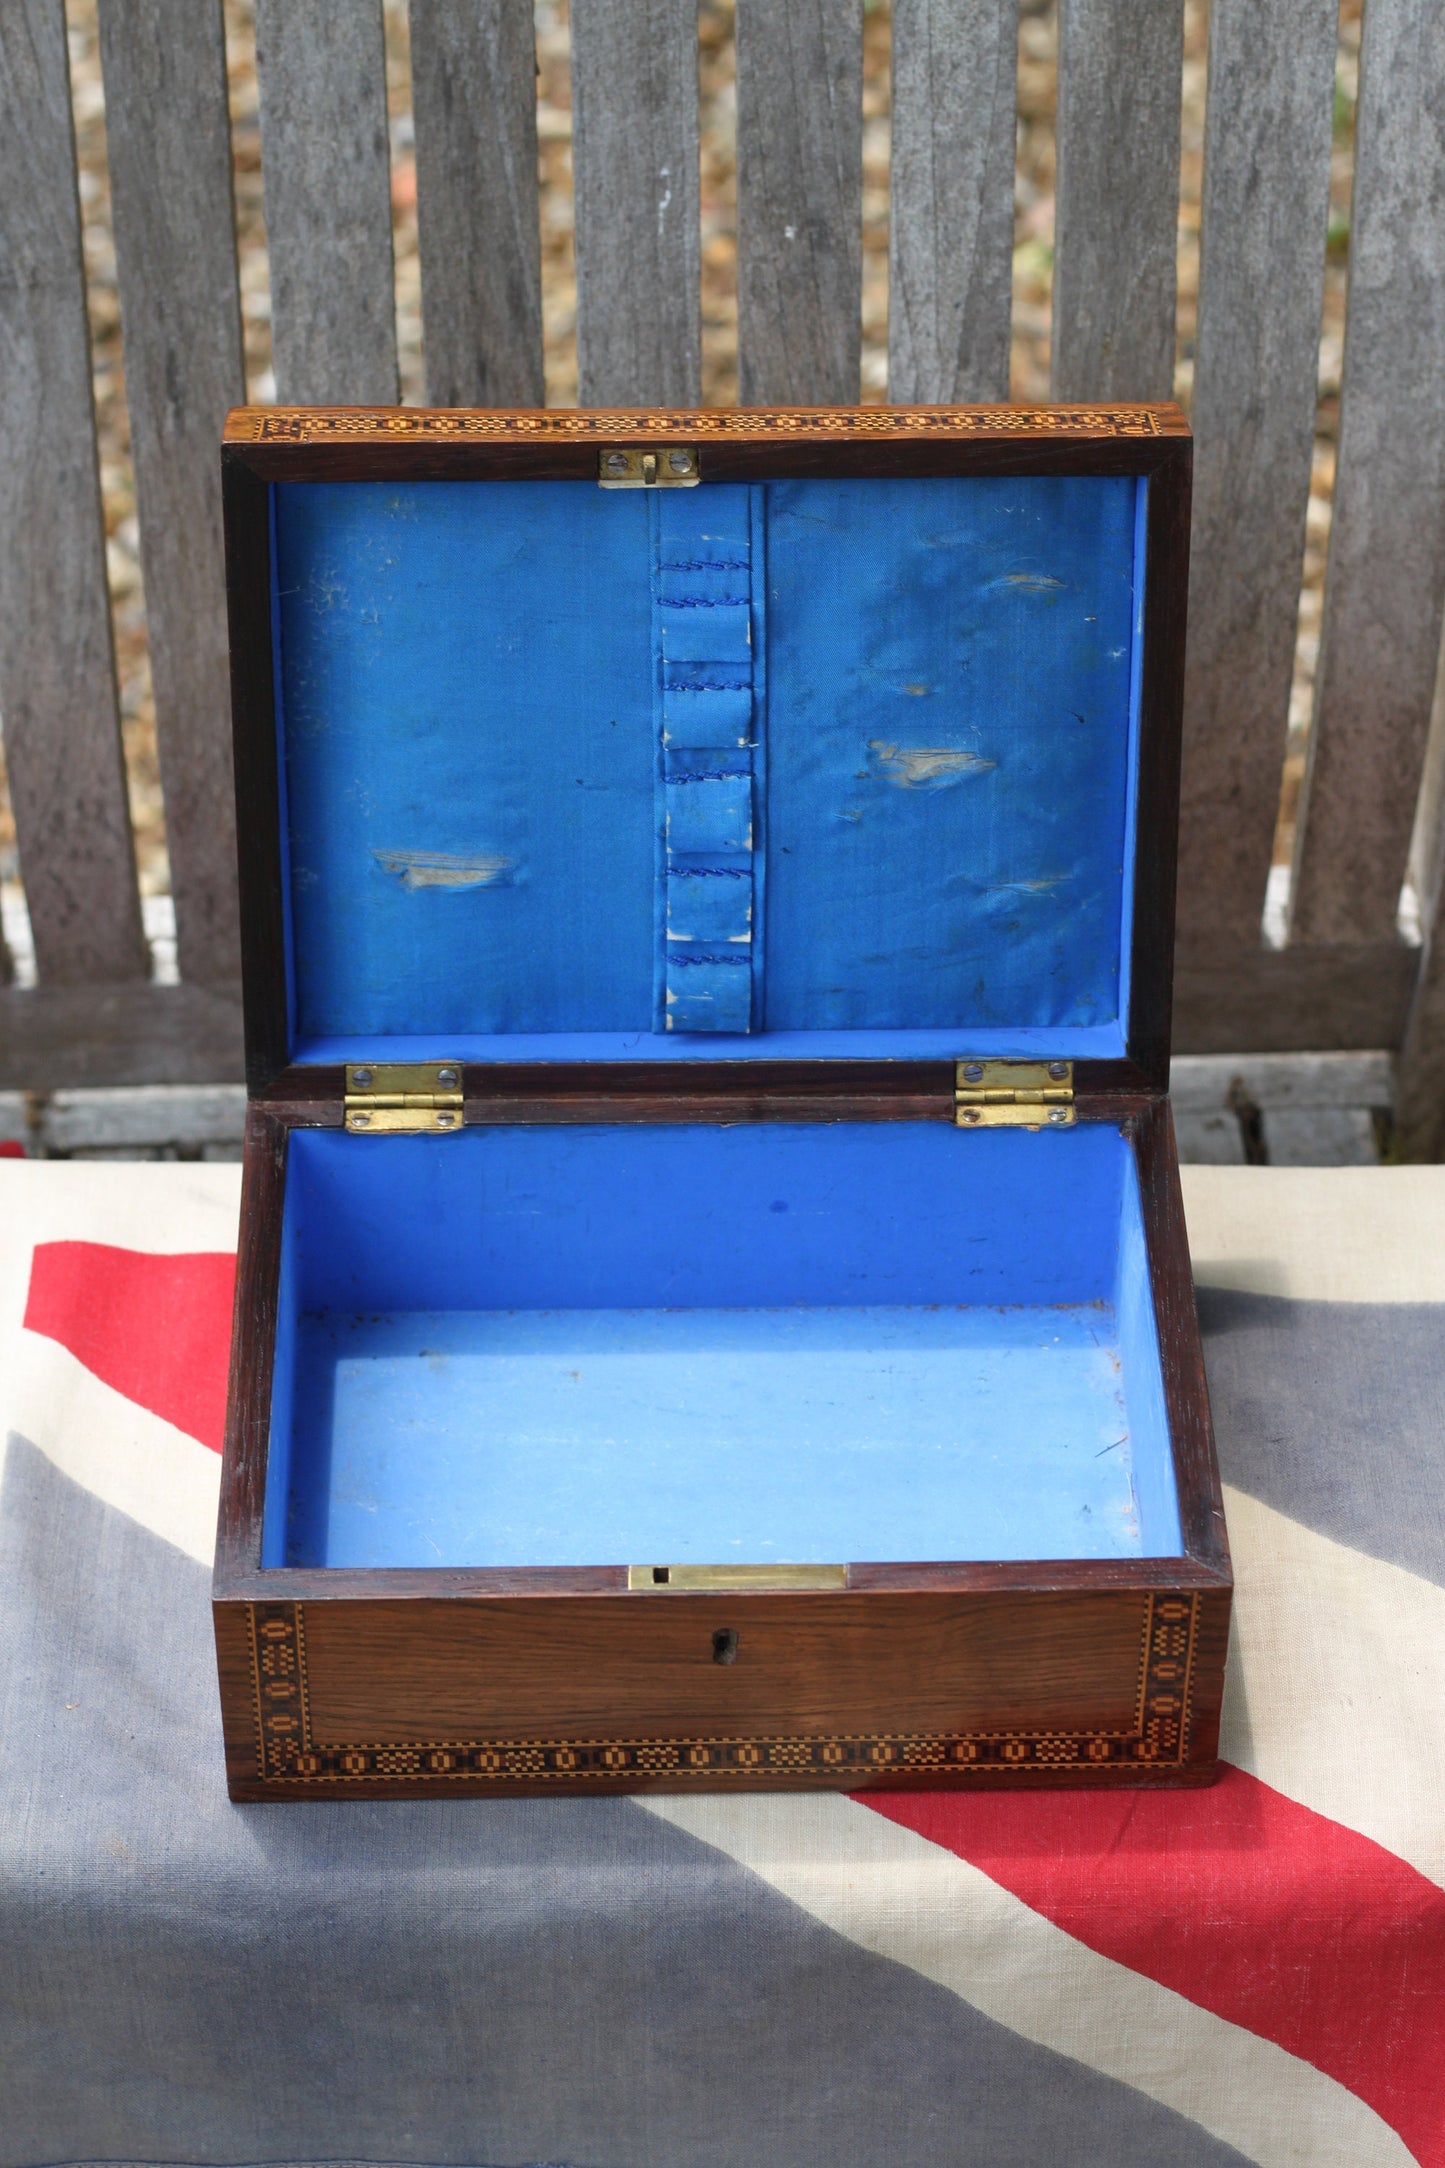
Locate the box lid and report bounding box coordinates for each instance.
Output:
[224,404,1190,1091]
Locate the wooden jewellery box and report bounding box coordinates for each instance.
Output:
[215,401,1230,1802]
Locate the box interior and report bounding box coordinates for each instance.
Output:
[263,1121,1182,1570]
[269,472,1146,1065]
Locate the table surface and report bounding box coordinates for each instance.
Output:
[1,1160,1442,2168]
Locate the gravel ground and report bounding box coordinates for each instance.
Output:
[0,0,1361,920]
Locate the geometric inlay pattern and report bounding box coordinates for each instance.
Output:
[248,1593,1200,1788]
[242,405,1168,445]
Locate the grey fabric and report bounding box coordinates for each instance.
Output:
[0,1434,1249,2168]
[1199,1290,1445,1587]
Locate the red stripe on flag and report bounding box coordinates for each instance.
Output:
[23,1240,236,1453]
[863,1769,1445,2163]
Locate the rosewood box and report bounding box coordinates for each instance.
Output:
[215,401,1230,1801]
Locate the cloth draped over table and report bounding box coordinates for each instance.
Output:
[0,1162,1443,2168]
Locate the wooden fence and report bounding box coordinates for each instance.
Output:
[2,0,1444,1150]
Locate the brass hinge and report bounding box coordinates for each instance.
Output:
[345,1061,464,1134]
[955,1059,1075,1129]
[598,446,700,488]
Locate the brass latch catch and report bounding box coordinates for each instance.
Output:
[345,1062,465,1134]
[627,1564,848,1592]
[598,447,700,488]
[955,1059,1075,1129]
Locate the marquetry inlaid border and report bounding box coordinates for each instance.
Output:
[246,1592,1200,1788]
[230,403,1172,445]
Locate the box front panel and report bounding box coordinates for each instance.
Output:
[218,1588,1223,1797]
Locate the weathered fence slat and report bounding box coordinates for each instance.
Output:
[1289,0,1445,946]
[253,0,399,405]
[410,0,543,407]
[0,984,244,1092]
[0,0,146,986]
[888,0,1016,404]
[96,0,243,988]
[1051,0,1184,401]
[736,0,863,407]
[571,0,700,408]
[1174,942,1416,1056]
[1174,0,1336,954]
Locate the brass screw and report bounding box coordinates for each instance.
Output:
[960,1107,982,1125]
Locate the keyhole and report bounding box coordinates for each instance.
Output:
[712,1628,738,1665]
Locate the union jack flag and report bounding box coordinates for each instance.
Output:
[1,1160,1441,2167]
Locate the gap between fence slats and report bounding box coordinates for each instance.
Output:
[1174,0,1336,954]
[253,0,399,404]
[96,0,243,989]
[410,0,544,407]
[888,0,1016,404]
[0,0,146,986]
[1289,0,1445,946]
[571,0,700,408]
[1051,0,1184,401]
[735,0,863,406]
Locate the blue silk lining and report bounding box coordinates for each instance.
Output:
[271,474,1145,1063]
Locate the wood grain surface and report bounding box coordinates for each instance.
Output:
[0,985,243,1091]
[1173,942,1417,1055]
[1289,0,1445,947]
[0,0,146,986]
[253,0,399,404]
[292,1590,1152,1741]
[1175,0,1336,955]
[217,1588,1230,1799]
[736,0,863,405]
[222,458,292,1093]
[1128,435,1193,1089]
[887,0,1016,404]
[409,0,544,407]
[1051,0,1185,402]
[214,1104,287,1588]
[570,0,701,407]
[96,0,244,988]
[1134,1098,1228,1571]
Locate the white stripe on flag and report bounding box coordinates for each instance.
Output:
[5,1336,219,1566]
[1222,1482,1445,1888]
[1183,1163,1445,1303]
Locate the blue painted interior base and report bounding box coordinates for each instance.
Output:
[265,1121,1183,1570]
[289,1302,1143,1569]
